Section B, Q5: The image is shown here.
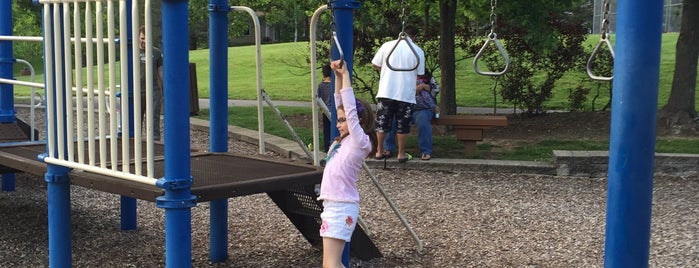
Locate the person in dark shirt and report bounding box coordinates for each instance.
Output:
[317,64,333,152]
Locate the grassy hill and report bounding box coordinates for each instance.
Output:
[11,33,697,111]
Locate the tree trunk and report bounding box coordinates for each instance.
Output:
[659,0,699,133]
[439,0,457,115]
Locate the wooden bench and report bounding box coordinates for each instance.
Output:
[433,115,508,156]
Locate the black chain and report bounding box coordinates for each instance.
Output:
[489,0,497,36]
[400,0,407,33]
[601,0,610,39]
[327,0,336,33]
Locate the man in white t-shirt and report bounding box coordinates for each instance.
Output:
[371,25,425,162]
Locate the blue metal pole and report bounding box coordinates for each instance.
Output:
[604,0,663,267]
[157,1,197,267]
[209,199,228,262]
[2,174,16,192]
[207,0,230,263]
[120,196,137,229]
[120,0,138,232]
[208,0,229,152]
[0,0,15,123]
[126,0,136,137]
[0,1,17,191]
[40,3,73,266]
[45,164,72,268]
[332,1,360,266]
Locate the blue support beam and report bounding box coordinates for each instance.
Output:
[207,0,230,262]
[0,0,17,190]
[208,0,229,153]
[46,164,72,268]
[120,196,137,230]
[120,0,138,233]
[2,174,15,191]
[604,0,663,267]
[158,0,198,267]
[46,172,72,267]
[331,1,361,266]
[0,0,15,123]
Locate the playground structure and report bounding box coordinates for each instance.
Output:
[0,0,668,268]
[0,0,383,267]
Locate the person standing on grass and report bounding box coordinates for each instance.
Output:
[412,70,439,160]
[318,60,377,268]
[138,25,164,141]
[317,64,333,152]
[384,70,440,161]
[371,25,425,162]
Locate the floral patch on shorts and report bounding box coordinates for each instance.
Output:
[320,220,329,234]
[345,216,354,227]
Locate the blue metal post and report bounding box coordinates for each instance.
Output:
[120,196,137,230]
[2,174,16,191]
[41,3,73,266]
[0,0,17,191]
[207,0,230,263]
[604,0,663,267]
[0,0,15,123]
[120,0,138,231]
[208,0,229,152]
[157,1,197,267]
[125,0,136,137]
[45,164,72,268]
[209,199,228,262]
[332,1,360,266]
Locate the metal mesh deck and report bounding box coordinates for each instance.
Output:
[0,141,322,202]
[0,139,381,260]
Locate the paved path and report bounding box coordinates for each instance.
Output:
[14,96,520,115]
[197,98,519,115]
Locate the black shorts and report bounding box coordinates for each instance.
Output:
[375,98,413,134]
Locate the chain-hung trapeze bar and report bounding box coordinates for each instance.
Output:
[385,0,420,72]
[586,0,615,81]
[473,0,510,76]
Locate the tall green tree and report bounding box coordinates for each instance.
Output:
[439,0,458,115]
[658,0,699,133]
[11,0,43,71]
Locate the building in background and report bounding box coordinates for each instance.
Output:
[591,0,683,34]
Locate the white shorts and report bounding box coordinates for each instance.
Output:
[319,201,359,242]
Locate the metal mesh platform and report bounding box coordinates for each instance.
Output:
[0,141,322,202]
[0,139,382,261]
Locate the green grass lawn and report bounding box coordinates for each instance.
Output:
[195,106,699,161]
[11,33,699,161]
[12,33,699,112]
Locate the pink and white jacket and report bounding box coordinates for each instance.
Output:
[318,88,371,203]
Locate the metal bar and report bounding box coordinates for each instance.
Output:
[43,157,157,185]
[309,5,328,166]
[73,2,85,162]
[231,6,265,154]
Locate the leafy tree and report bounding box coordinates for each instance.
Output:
[464,0,589,115]
[658,0,699,133]
[438,0,458,115]
[11,0,43,73]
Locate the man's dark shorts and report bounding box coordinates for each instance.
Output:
[376,98,413,134]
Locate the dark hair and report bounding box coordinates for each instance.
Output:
[139,25,146,35]
[404,25,418,37]
[336,98,378,158]
[420,69,433,81]
[321,64,331,78]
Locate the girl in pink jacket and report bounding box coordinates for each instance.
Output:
[318,60,377,268]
